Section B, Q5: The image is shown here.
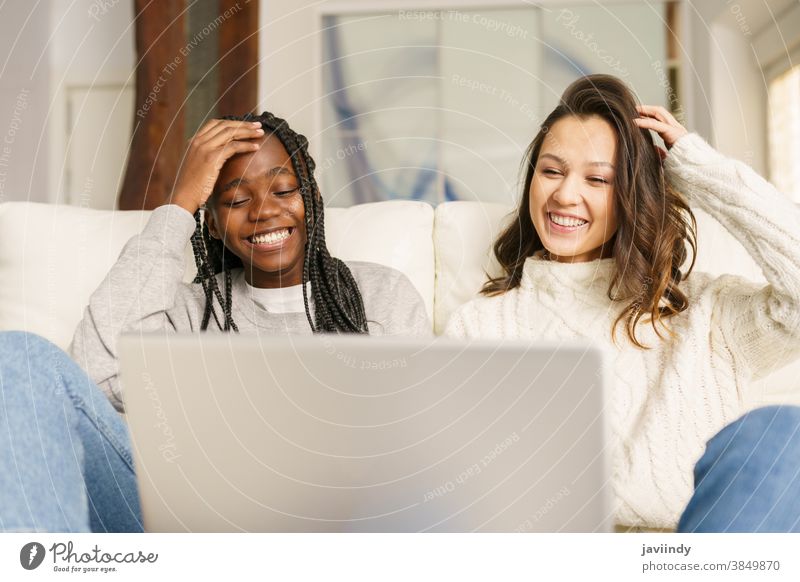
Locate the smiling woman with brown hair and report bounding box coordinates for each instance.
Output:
[481,74,696,348]
[446,74,800,531]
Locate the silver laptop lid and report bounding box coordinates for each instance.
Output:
[119,334,612,532]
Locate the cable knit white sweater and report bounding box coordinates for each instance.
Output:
[444,133,800,530]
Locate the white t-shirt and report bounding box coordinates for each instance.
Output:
[245,282,309,314]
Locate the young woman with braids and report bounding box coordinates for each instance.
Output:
[446,75,800,532]
[69,111,429,412]
[0,112,428,532]
[185,112,374,334]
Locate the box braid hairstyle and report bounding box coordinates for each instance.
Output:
[190,111,369,334]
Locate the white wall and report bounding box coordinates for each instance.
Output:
[0,1,789,207]
[0,2,52,204]
[709,18,767,174]
[0,2,135,207]
[673,0,797,284]
[258,0,322,157]
[49,0,135,209]
[681,0,799,173]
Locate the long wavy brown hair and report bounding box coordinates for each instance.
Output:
[483,74,697,348]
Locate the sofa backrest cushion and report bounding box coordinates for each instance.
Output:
[433,201,509,333]
[0,201,434,349]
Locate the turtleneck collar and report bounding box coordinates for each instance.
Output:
[520,254,616,294]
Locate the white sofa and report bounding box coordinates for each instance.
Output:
[0,200,798,407]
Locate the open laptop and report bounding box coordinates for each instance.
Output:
[118,334,613,532]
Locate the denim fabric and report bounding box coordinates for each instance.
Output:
[0,331,141,532]
[679,405,800,532]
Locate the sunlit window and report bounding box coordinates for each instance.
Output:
[768,64,800,202]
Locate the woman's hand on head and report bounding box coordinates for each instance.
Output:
[170,119,264,214]
[634,105,688,150]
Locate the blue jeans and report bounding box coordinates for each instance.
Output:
[679,404,800,532]
[0,331,141,532]
[0,331,799,533]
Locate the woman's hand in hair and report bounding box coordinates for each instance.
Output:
[633,105,688,150]
[171,119,264,214]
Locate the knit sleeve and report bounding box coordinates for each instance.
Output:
[443,300,478,339]
[665,134,800,380]
[69,204,201,411]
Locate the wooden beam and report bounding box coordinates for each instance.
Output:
[119,0,187,210]
[217,0,259,117]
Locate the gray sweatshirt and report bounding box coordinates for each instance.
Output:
[70,204,431,411]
